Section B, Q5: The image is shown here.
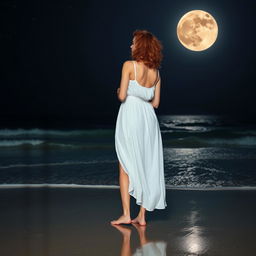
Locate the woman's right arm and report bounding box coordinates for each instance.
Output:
[117,61,130,102]
[150,75,161,109]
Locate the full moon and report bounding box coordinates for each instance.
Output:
[177,10,218,51]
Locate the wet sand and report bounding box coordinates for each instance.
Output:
[0,186,256,255]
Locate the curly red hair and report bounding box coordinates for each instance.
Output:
[131,29,163,70]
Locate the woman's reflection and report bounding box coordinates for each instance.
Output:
[111,222,167,256]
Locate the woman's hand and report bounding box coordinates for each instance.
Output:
[150,101,155,108]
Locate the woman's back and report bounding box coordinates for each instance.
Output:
[130,61,159,88]
[127,61,157,102]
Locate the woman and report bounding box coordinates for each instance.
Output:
[111,30,167,226]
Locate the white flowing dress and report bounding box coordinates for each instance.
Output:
[115,61,167,211]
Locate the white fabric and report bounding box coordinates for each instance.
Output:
[115,61,167,211]
[133,241,167,256]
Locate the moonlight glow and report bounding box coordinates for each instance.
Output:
[177,10,218,51]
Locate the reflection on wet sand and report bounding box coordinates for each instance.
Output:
[1,188,256,255]
[178,209,209,254]
[111,223,167,256]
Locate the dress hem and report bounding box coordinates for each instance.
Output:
[116,143,167,212]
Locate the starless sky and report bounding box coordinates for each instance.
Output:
[1,0,256,127]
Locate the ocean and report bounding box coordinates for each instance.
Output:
[0,115,256,190]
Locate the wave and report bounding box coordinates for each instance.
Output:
[0,139,44,147]
[0,136,255,149]
[161,125,211,132]
[0,128,114,137]
[0,159,117,169]
[0,140,113,149]
[165,136,256,147]
[0,126,256,149]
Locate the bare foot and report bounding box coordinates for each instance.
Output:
[131,215,146,226]
[110,215,132,225]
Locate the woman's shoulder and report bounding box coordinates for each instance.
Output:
[123,59,134,63]
[121,60,135,72]
[123,60,159,71]
[122,60,134,67]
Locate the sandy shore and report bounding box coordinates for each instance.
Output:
[0,186,256,255]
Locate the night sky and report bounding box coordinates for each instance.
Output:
[1,0,255,128]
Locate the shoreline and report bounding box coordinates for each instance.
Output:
[1,183,256,190]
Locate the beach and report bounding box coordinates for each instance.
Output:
[1,186,256,255]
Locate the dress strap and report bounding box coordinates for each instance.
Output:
[133,61,137,80]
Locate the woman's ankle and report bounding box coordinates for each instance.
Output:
[138,212,145,218]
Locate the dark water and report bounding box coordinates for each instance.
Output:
[0,115,256,189]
